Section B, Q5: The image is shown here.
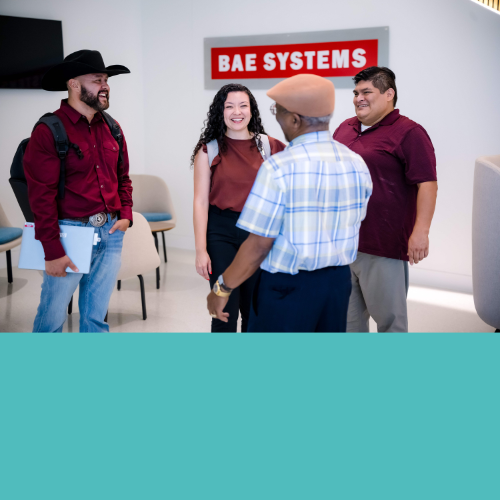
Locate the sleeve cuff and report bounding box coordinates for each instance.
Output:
[119,207,133,226]
[42,239,66,261]
[407,176,438,185]
[236,219,279,239]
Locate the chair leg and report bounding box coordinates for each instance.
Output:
[117,280,121,291]
[68,295,73,315]
[153,233,161,286]
[6,250,13,283]
[161,231,167,263]
[138,275,147,320]
[153,232,159,253]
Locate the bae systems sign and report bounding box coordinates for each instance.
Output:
[204,27,389,90]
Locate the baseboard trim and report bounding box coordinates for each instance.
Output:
[163,233,195,251]
[409,267,473,294]
[4,236,471,294]
[161,235,474,295]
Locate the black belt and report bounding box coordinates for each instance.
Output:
[66,211,117,227]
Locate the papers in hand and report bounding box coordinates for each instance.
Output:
[18,223,95,274]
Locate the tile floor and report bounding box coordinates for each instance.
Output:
[0,247,493,333]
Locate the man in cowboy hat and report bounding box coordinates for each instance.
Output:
[206,74,373,332]
[23,50,133,332]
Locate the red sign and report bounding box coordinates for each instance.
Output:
[211,39,378,80]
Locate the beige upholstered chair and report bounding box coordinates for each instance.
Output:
[0,203,22,284]
[115,212,161,320]
[129,174,176,289]
[472,155,500,331]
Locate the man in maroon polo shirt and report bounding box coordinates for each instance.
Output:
[23,50,133,332]
[333,67,438,332]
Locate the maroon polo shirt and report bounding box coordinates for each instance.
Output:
[333,109,437,261]
[23,99,133,261]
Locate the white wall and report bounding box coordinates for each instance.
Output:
[2,0,500,292]
[0,0,146,238]
[141,0,500,292]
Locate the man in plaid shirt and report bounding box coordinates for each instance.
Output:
[207,74,372,332]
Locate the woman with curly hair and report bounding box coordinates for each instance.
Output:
[192,83,286,332]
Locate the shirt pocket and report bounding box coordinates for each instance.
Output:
[103,140,119,169]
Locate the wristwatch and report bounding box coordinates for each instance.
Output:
[213,274,233,297]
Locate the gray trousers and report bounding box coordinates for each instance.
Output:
[347,252,409,332]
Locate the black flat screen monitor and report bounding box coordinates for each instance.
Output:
[0,15,64,89]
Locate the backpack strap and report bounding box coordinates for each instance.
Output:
[206,135,271,166]
[101,111,124,165]
[31,112,120,201]
[35,113,69,199]
[258,134,271,160]
[206,139,219,167]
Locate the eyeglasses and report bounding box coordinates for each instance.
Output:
[270,103,277,116]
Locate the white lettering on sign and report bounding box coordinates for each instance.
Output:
[209,33,382,86]
[231,54,244,72]
[352,48,367,68]
[245,53,257,71]
[290,51,303,70]
[263,53,276,71]
[317,50,329,69]
[276,52,290,70]
[304,51,315,70]
[219,55,230,72]
[215,47,369,74]
[332,49,349,68]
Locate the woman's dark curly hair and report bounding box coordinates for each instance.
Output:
[190,83,266,167]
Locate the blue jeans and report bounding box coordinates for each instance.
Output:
[33,215,125,332]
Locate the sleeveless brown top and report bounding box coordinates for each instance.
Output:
[203,135,286,212]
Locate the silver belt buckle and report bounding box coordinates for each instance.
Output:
[89,212,107,227]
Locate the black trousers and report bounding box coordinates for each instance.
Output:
[248,265,352,332]
[207,205,260,332]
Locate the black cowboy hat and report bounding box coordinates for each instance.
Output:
[42,49,130,91]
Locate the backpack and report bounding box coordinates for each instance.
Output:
[9,111,124,222]
[206,134,271,167]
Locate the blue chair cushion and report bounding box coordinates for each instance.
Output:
[141,212,172,222]
[0,227,23,245]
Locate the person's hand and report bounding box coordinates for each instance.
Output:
[45,255,79,277]
[207,291,229,322]
[195,250,212,280]
[407,228,429,265]
[109,219,130,234]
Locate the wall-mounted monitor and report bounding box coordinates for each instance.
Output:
[0,15,64,89]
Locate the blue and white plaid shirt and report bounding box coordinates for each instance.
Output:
[236,131,372,274]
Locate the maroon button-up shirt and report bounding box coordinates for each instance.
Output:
[23,100,133,261]
[333,109,437,261]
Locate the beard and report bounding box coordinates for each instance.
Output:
[79,85,110,112]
